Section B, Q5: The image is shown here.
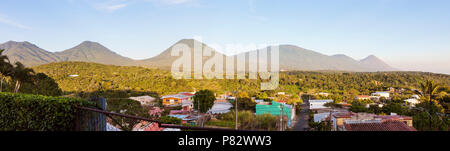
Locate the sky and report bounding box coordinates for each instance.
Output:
[0,0,449,74]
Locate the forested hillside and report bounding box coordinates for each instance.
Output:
[32,62,450,100]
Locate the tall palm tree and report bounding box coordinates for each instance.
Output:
[415,80,442,130]
[416,80,441,103]
[0,49,14,92]
[11,62,34,93]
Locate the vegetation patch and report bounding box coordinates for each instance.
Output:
[0,92,96,131]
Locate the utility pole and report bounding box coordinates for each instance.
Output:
[280,104,284,131]
[235,96,238,130]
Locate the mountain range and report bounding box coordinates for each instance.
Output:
[0,39,396,72]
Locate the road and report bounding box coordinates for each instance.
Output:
[293,101,310,131]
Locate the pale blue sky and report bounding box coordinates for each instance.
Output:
[0,0,449,74]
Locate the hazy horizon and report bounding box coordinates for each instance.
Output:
[0,0,449,74]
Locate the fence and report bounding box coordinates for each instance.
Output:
[74,98,238,131]
[74,98,107,131]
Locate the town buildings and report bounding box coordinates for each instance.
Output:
[161,92,194,106]
[256,101,295,127]
[329,111,415,131]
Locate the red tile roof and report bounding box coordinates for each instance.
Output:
[332,112,354,118]
[375,115,413,121]
[344,120,416,131]
[179,92,195,96]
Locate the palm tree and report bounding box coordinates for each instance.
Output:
[11,62,34,93]
[416,80,441,103]
[415,80,442,130]
[0,49,14,92]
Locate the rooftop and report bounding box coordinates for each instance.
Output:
[309,99,333,103]
[344,120,416,131]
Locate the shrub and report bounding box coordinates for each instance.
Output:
[160,116,182,124]
[0,92,96,131]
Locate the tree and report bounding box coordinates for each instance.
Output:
[413,101,448,131]
[382,102,407,115]
[234,97,256,112]
[287,94,302,105]
[20,73,62,96]
[416,80,442,103]
[349,101,367,113]
[106,98,150,131]
[368,104,382,114]
[11,62,34,93]
[0,49,13,92]
[256,92,268,99]
[193,89,215,113]
[414,80,443,130]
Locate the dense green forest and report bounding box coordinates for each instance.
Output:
[32,62,450,100]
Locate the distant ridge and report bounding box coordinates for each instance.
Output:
[0,40,396,72]
[359,55,397,71]
[56,41,136,66]
[0,41,60,67]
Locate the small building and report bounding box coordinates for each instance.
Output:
[371,92,390,98]
[181,100,194,111]
[355,95,371,100]
[343,120,416,131]
[129,95,156,106]
[317,92,330,97]
[404,98,420,107]
[256,101,293,127]
[277,92,286,96]
[208,101,233,114]
[309,99,333,110]
[331,111,414,131]
[161,93,193,106]
[314,112,331,123]
[255,99,265,104]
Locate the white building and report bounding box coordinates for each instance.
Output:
[129,96,156,106]
[309,99,334,110]
[371,92,390,98]
[405,98,420,107]
[207,102,233,114]
[314,112,330,123]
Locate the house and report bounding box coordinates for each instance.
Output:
[255,99,265,104]
[161,93,194,106]
[331,111,414,131]
[277,92,286,96]
[375,115,414,127]
[314,112,331,123]
[181,99,194,111]
[404,98,420,107]
[331,112,354,131]
[169,110,200,125]
[355,95,371,100]
[317,92,330,97]
[148,107,164,117]
[207,101,233,114]
[309,100,333,110]
[343,120,416,131]
[256,101,294,127]
[107,123,121,131]
[129,95,156,106]
[371,92,390,98]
